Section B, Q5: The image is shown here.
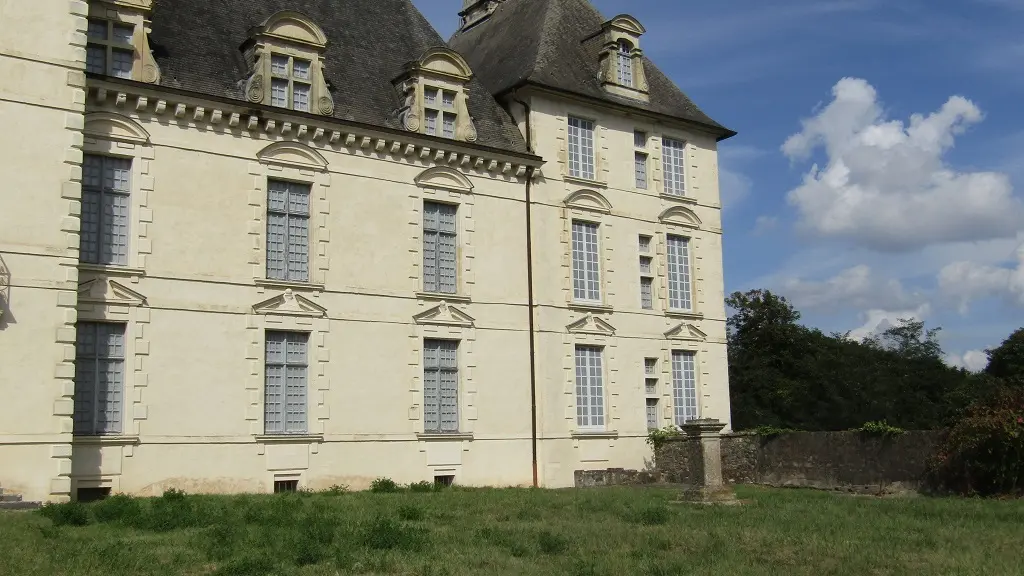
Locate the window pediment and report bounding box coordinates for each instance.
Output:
[84,112,150,145]
[564,189,612,214]
[567,313,616,336]
[659,206,702,229]
[606,15,647,36]
[665,322,706,342]
[414,301,475,327]
[256,141,328,171]
[252,289,327,318]
[78,279,147,306]
[415,167,474,193]
[258,11,328,49]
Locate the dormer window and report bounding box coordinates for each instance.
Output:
[243,12,335,116]
[598,15,649,102]
[86,19,135,78]
[395,48,478,143]
[617,41,633,88]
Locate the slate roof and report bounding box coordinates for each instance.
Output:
[449,0,735,140]
[146,0,529,153]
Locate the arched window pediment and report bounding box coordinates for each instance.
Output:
[84,112,151,145]
[564,189,613,214]
[415,166,474,193]
[256,141,328,170]
[258,11,328,48]
[659,206,702,229]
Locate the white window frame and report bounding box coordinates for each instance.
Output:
[662,137,687,196]
[422,201,459,295]
[575,345,606,430]
[265,179,311,283]
[666,234,693,311]
[86,18,135,79]
[424,86,458,139]
[568,116,596,180]
[422,339,460,433]
[269,54,313,112]
[617,41,633,87]
[73,321,127,436]
[672,350,699,425]
[572,220,602,303]
[80,154,132,267]
[264,330,309,436]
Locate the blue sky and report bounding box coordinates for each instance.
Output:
[413,0,1024,370]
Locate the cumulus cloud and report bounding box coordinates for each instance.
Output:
[752,216,778,235]
[847,304,932,341]
[779,264,922,313]
[782,78,1024,252]
[944,350,989,372]
[938,244,1024,312]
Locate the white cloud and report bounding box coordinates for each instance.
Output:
[847,304,932,341]
[944,349,990,372]
[779,264,922,313]
[782,78,1024,252]
[753,216,778,235]
[938,244,1024,312]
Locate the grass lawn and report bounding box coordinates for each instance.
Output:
[1,485,1022,576]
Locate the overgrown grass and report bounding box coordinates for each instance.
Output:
[4,486,1024,575]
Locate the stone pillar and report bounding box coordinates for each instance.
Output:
[677,419,737,504]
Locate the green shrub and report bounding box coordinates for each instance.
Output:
[322,484,349,495]
[361,516,425,551]
[398,504,425,521]
[370,477,400,493]
[645,425,683,449]
[408,481,435,493]
[38,501,90,527]
[929,385,1024,496]
[853,420,905,437]
[537,530,568,555]
[92,494,143,524]
[751,425,800,438]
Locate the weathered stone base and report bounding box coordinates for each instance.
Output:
[672,485,741,505]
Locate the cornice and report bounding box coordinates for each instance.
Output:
[84,77,544,180]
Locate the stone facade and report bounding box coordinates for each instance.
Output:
[0,0,733,502]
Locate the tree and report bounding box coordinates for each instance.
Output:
[985,328,1024,380]
[863,318,943,361]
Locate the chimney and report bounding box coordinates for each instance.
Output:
[459,0,502,32]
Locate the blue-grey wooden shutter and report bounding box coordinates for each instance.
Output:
[74,323,98,434]
[287,184,310,281]
[264,332,286,434]
[422,341,440,431]
[96,323,125,434]
[423,340,458,432]
[266,181,310,281]
[80,156,102,264]
[423,203,439,293]
[438,341,459,431]
[571,221,601,301]
[423,202,458,294]
[285,334,308,433]
[80,155,131,266]
[667,235,692,310]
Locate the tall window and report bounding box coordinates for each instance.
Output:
[646,399,660,430]
[74,323,125,435]
[634,130,648,189]
[617,41,633,87]
[270,55,312,112]
[81,154,131,266]
[639,235,654,310]
[666,235,692,311]
[266,180,310,282]
[425,87,457,139]
[423,202,458,294]
[86,19,134,78]
[265,331,308,435]
[568,117,596,180]
[572,221,601,302]
[575,346,605,430]
[423,340,459,433]
[662,137,686,195]
[644,358,659,430]
[672,351,698,425]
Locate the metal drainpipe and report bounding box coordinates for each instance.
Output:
[511,92,539,488]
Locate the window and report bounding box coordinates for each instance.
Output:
[672,351,698,425]
[424,87,458,139]
[434,474,455,488]
[264,331,308,435]
[423,202,458,294]
[575,346,605,430]
[423,340,459,433]
[274,479,299,493]
[266,180,310,282]
[634,152,648,189]
[74,322,125,436]
[662,137,686,196]
[568,117,596,180]
[634,131,647,149]
[572,221,601,302]
[617,41,633,87]
[269,55,312,112]
[644,358,659,394]
[639,235,654,310]
[86,18,134,78]
[81,155,131,266]
[666,235,692,311]
[646,398,659,430]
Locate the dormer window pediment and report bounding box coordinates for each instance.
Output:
[394,48,478,143]
[598,14,649,102]
[243,12,335,116]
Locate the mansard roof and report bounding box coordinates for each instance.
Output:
[449,0,735,140]
[147,0,528,153]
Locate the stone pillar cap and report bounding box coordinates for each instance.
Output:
[680,418,727,436]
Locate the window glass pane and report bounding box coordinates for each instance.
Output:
[662,138,686,195]
[271,55,289,76]
[111,49,133,79]
[646,398,659,430]
[645,377,658,395]
[634,131,647,148]
[423,202,457,294]
[271,79,288,107]
[567,117,595,180]
[571,221,600,301]
[667,235,692,310]
[442,91,455,108]
[645,358,658,376]
[293,83,310,112]
[442,113,456,139]
[74,322,125,436]
[112,24,134,43]
[575,346,604,429]
[293,59,311,81]
[639,256,652,275]
[424,110,438,136]
[617,45,632,87]
[641,277,653,309]
[634,152,648,189]
[672,351,698,425]
[86,45,106,74]
[638,235,651,253]
[424,87,438,105]
[265,332,307,435]
[423,340,458,433]
[88,19,108,40]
